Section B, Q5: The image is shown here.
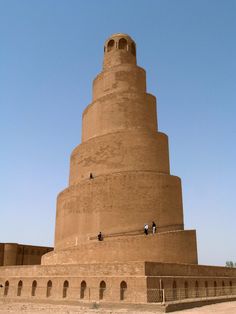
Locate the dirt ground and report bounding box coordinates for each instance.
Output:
[0,301,236,314]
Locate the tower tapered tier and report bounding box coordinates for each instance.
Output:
[42,33,198,265]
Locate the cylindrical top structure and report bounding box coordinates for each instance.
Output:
[103,33,137,69]
[82,33,155,142]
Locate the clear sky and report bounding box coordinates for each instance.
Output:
[0,0,235,266]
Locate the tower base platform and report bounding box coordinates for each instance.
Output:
[42,230,198,265]
[1,261,236,304]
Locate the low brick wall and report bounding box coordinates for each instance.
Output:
[165,296,236,312]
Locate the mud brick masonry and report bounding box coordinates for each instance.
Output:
[0,243,53,266]
[1,33,236,304]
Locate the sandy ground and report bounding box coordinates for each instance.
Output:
[0,301,236,313]
[173,301,236,314]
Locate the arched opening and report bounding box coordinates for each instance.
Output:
[184,281,188,298]
[172,280,177,300]
[131,42,136,56]
[62,280,69,298]
[195,281,199,297]
[31,280,37,297]
[99,281,106,300]
[107,39,115,52]
[230,281,233,294]
[80,281,86,299]
[118,38,128,50]
[120,281,127,301]
[4,281,9,297]
[222,281,225,295]
[17,280,23,297]
[205,281,208,297]
[214,281,217,296]
[46,280,52,298]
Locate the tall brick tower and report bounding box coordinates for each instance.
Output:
[2,33,236,306]
[43,33,198,265]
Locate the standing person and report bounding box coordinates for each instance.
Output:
[144,224,149,235]
[152,221,156,234]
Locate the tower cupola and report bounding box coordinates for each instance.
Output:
[103,33,137,69]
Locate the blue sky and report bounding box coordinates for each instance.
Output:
[0,0,235,266]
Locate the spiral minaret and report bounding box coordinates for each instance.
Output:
[42,33,198,265]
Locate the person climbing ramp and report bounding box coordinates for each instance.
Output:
[97,232,103,241]
[152,221,156,234]
[144,224,149,235]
